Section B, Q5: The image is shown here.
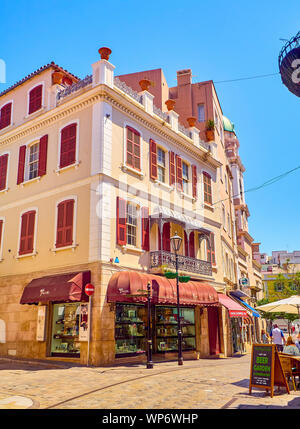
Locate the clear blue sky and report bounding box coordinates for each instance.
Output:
[1,0,300,255]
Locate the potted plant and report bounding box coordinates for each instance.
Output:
[165,99,176,111]
[187,117,197,128]
[139,79,151,91]
[98,47,112,61]
[205,119,215,141]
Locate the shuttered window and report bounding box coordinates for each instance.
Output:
[0,103,12,130]
[192,165,197,198]
[60,123,77,168]
[203,172,212,204]
[28,85,42,114]
[169,151,176,186]
[116,197,126,246]
[0,220,3,254]
[207,232,216,265]
[0,154,8,191]
[17,145,26,184]
[149,139,157,180]
[162,222,171,252]
[141,207,150,251]
[176,155,183,191]
[38,135,48,177]
[56,200,75,248]
[19,211,36,255]
[126,126,141,170]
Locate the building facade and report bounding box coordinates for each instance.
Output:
[0,49,263,365]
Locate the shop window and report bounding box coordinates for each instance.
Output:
[115,304,146,357]
[51,303,81,357]
[155,306,196,353]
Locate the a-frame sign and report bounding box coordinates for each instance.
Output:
[249,344,289,398]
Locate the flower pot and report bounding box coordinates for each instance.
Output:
[206,129,215,141]
[52,71,64,85]
[62,76,73,86]
[98,47,112,60]
[165,99,176,111]
[187,117,197,127]
[139,79,151,91]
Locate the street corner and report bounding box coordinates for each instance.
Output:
[0,395,39,409]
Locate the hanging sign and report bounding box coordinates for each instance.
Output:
[249,344,289,397]
[79,303,89,341]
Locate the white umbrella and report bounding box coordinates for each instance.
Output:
[257,295,300,317]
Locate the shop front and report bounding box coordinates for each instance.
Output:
[19,271,91,359]
[107,271,219,361]
[218,293,249,355]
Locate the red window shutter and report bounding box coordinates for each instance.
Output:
[29,85,42,114]
[141,207,150,251]
[162,222,170,252]
[169,151,175,186]
[158,226,161,251]
[149,139,157,180]
[60,123,77,168]
[192,165,197,198]
[126,126,141,170]
[0,103,12,130]
[0,154,8,191]
[38,135,48,177]
[210,232,216,265]
[189,231,195,258]
[19,211,35,255]
[176,155,183,191]
[17,145,26,184]
[116,197,126,246]
[56,199,74,248]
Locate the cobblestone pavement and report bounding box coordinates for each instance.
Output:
[0,354,300,410]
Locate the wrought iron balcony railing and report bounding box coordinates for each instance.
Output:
[150,250,212,276]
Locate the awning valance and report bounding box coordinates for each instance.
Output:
[20,271,91,304]
[107,271,219,306]
[231,295,261,318]
[218,293,248,318]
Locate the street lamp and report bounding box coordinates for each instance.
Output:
[170,232,183,366]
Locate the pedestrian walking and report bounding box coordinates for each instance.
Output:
[270,324,286,352]
[261,329,269,344]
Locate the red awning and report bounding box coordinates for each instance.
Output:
[218,293,248,318]
[20,271,91,304]
[106,271,219,306]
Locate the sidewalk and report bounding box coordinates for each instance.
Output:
[0,354,299,409]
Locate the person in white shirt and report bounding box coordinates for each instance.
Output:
[270,324,286,352]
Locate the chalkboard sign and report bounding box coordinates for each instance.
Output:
[249,344,289,398]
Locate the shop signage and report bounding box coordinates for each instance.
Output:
[36,306,47,341]
[85,283,95,296]
[249,344,289,397]
[79,303,89,342]
[239,278,248,286]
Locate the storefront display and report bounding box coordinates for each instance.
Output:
[51,303,81,357]
[231,318,245,354]
[155,306,196,353]
[115,304,146,356]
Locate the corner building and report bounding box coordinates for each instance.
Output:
[0,50,262,365]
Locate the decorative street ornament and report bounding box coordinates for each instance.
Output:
[279,31,300,97]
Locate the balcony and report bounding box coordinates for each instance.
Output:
[150,250,212,277]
